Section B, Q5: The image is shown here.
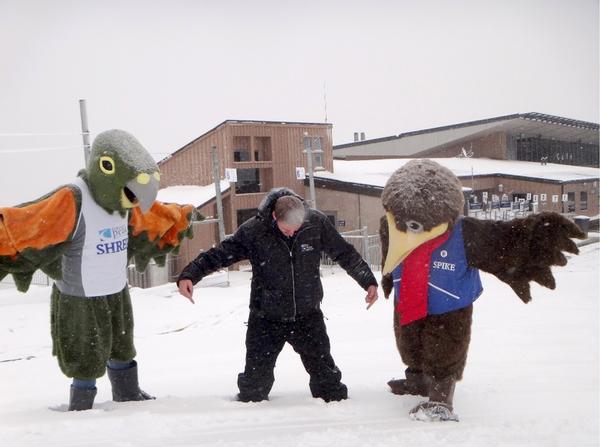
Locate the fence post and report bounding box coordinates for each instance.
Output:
[361,226,371,266]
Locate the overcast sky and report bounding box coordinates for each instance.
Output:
[0,0,598,205]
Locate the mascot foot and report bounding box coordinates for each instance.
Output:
[388,378,428,396]
[108,360,156,402]
[409,401,459,422]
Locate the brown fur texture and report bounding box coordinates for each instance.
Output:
[393,305,472,380]
[378,215,394,298]
[381,159,464,232]
[463,213,584,302]
[381,215,471,384]
[379,159,586,417]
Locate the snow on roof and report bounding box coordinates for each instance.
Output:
[316,158,600,187]
[157,180,230,207]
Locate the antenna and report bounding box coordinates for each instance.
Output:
[323,81,328,123]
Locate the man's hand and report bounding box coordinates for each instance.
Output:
[178,279,195,304]
[365,284,379,310]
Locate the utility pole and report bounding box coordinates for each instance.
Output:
[211,145,226,242]
[79,99,91,166]
[303,133,317,209]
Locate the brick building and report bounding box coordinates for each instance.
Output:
[158,120,333,269]
[158,115,599,273]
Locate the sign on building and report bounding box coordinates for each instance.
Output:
[295,167,306,180]
[225,168,238,182]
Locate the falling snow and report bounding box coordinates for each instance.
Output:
[0,243,598,446]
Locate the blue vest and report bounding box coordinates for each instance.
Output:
[392,218,482,317]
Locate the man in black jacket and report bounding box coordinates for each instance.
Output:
[178,187,379,402]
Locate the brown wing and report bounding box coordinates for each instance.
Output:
[463,212,584,303]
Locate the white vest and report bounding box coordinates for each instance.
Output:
[56,178,128,297]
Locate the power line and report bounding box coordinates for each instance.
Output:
[0,132,87,137]
[0,145,82,153]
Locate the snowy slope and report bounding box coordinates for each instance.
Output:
[0,244,598,447]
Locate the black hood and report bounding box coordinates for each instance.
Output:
[257,187,307,220]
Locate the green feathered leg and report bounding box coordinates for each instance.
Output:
[51,285,137,379]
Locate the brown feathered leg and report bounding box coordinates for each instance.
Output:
[408,306,472,422]
[388,312,431,396]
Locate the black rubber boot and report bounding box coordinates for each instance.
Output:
[235,393,268,403]
[388,368,430,397]
[107,360,155,402]
[68,385,97,411]
[236,371,273,403]
[310,382,348,402]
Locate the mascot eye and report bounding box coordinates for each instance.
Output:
[406,220,424,233]
[99,156,115,175]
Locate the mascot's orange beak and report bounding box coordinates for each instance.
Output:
[382,212,448,275]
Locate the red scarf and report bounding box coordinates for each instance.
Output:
[397,231,450,325]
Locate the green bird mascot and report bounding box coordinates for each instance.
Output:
[0,130,198,411]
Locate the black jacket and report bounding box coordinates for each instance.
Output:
[178,188,378,321]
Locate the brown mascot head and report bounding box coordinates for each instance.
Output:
[381,159,464,275]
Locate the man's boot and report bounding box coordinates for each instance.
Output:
[388,368,429,397]
[310,381,348,402]
[236,372,272,402]
[107,360,155,402]
[409,375,459,422]
[68,385,97,411]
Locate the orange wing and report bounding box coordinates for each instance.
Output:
[0,187,78,256]
[0,186,81,291]
[128,201,198,271]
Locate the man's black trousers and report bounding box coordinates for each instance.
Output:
[237,310,348,402]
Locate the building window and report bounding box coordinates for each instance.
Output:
[314,152,324,169]
[234,150,251,162]
[233,136,251,162]
[313,137,324,169]
[235,168,260,194]
[515,135,599,167]
[567,192,576,212]
[323,211,336,227]
[580,191,588,211]
[237,208,258,226]
[254,137,272,161]
[303,136,324,169]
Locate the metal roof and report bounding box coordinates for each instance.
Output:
[334,112,599,152]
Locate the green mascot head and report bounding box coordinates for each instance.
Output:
[83,129,160,214]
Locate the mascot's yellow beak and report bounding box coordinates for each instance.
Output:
[121,171,160,213]
[382,212,448,275]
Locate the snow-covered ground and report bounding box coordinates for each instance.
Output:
[0,244,598,447]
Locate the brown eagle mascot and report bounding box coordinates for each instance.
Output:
[379,159,585,422]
